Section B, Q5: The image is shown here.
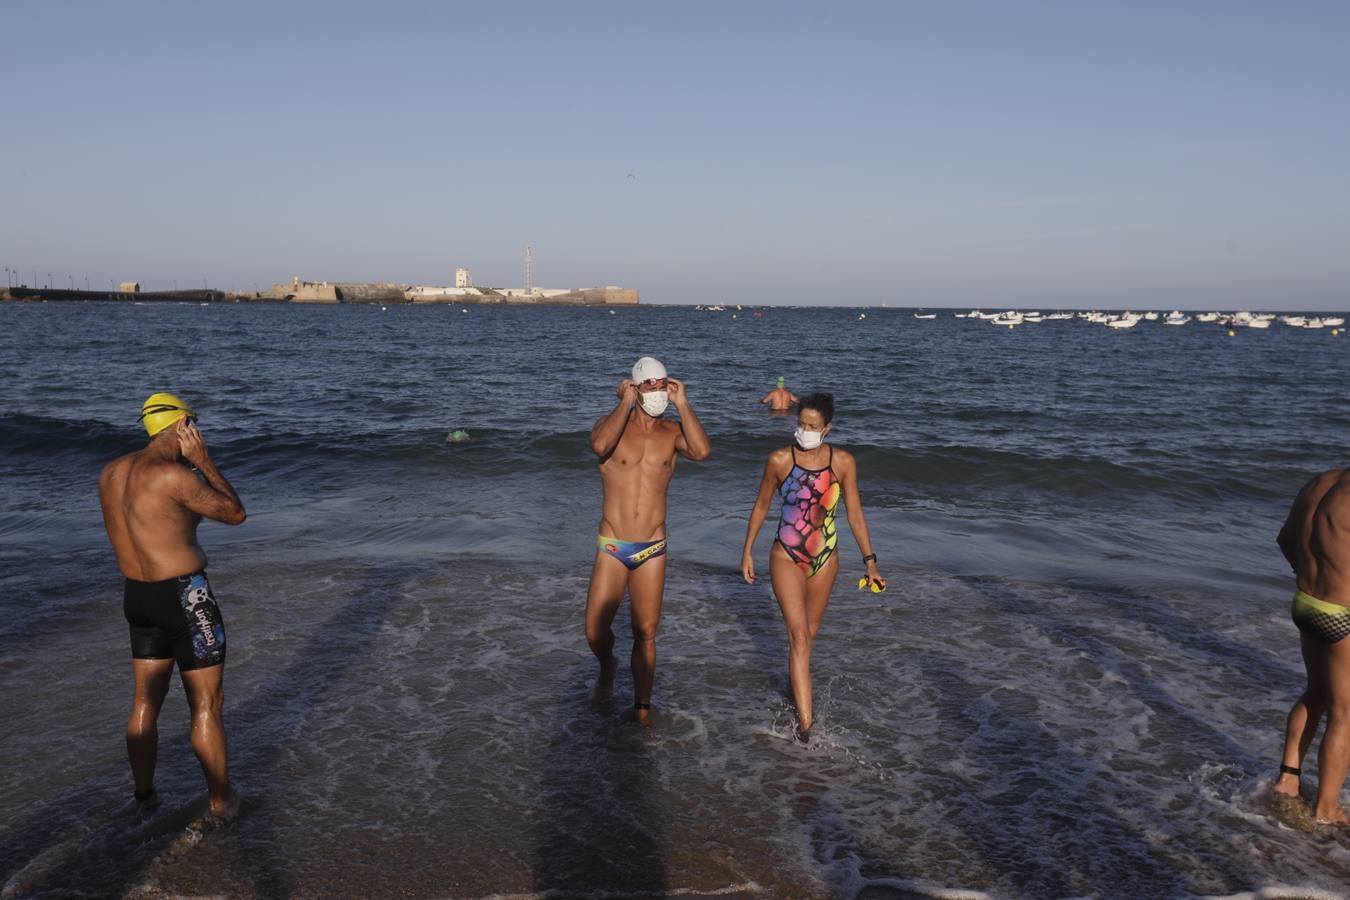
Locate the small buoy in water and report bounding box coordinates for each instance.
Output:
[1227,329,1235,336]
[381,306,388,312]
[1333,329,1340,336]
[731,314,737,319]
[461,308,469,313]
[858,313,866,320]
[447,429,470,443]
[609,310,616,315]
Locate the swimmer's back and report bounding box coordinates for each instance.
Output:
[99,451,207,582]
[1282,468,1350,605]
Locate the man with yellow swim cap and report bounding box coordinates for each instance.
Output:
[98,392,246,818]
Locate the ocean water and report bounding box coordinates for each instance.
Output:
[2,301,1349,899]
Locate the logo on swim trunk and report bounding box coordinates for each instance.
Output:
[180,574,225,659]
[604,543,618,553]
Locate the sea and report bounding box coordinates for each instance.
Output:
[2,300,1349,900]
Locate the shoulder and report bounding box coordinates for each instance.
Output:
[1297,469,1348,512]
[99,451,137,485]
[1319,476,1350,516]
[762,446,794,476]
[830,445,857,471]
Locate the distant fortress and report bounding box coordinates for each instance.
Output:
[273,272,637,306]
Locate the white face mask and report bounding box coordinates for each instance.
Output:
[794,427,823,450]
[640,390,669,417]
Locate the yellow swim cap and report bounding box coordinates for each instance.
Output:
[140,392,196,436]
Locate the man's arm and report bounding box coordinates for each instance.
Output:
[668,378,711,461]
[175,420,246,525]
[590,380,639,460]
[759,390,774,404]
[1277,504,1299,572]
[1279,474,1327,573]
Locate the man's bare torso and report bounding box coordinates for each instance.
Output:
[1283,467,1350,605]
[99,451,207,582]
[597,410,681,541]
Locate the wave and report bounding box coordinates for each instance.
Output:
[0,412,1295,505]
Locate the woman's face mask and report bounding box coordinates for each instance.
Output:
[794,426,824,450]
[640,390,669,417]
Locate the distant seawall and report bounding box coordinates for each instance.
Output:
[1,287,238,303]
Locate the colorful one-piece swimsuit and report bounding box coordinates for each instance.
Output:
[774,446,841,577]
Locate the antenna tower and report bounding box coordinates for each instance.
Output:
[523,245,533,294]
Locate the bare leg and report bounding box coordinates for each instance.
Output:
[1276,632,1328,798]
[180,663,235,818]
[627,555,667,726]
[127,658,174,798]
[585,551,628,701]
[771,547,838,738]
[1314,637,1350,823]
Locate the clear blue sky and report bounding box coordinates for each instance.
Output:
[3,1,1348,308]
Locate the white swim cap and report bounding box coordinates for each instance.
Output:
[632,357,667,382]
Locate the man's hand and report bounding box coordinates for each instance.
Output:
[667,377,688,407]
[616,379,639,407]
[175,418,210,469]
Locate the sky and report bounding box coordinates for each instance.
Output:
[3,1,1348,308]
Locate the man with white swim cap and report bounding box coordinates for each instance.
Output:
[1273,467,1350,826]
[585,357,711,724]
[98,392,246,818]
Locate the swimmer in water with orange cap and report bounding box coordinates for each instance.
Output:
[98,392,246,818]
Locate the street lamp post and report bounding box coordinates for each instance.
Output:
[68,275,74,290]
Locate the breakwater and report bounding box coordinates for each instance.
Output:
[2,287,241,303]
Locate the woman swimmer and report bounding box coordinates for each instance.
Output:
[740,393,887,742]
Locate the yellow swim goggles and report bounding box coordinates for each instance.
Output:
[857,577,886,594]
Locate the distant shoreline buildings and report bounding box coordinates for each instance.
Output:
[274,268,637,306]
[0,264,639,307]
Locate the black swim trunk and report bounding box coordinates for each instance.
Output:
[123,571,226,670]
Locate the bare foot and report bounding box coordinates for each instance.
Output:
[796,718,812,744]
[1273,772,1302,799]
[633,701,652,727]
[207,789,240,823]
[593,654,619,702]
[1314,804,1349,827]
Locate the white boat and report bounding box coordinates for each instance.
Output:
[1164,311,1190,325]
[1045,312,1073,320]
[991,311,1023,327]
[1197,312,1220,322]
[913,313,936,319]
[1143,312,1159,321]
[1323,317,1344,327]
[1281,315,1306,327]
[1304,318,1325,329]
[1106,315,1139,329]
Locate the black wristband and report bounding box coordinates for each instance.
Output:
[862,553,877,564]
